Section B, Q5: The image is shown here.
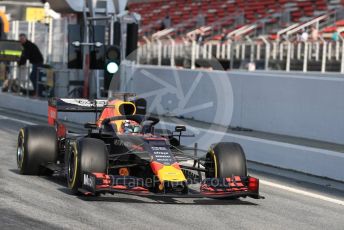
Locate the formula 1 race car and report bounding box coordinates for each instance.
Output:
[16,93,262,199]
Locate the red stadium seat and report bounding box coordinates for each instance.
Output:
[127,0,344,37]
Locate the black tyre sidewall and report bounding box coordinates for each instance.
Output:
[67,138,108,194]
[208,142,247,178]
[18,125,57,175]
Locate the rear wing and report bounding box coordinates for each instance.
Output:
[48,98,107,112]
[48,97,147,126]
[48,98,108,126]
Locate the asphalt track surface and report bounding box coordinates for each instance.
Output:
[0,110,343,230]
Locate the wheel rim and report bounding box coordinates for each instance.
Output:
[205,152,216,178]
[67,144,78,188]
[17,131,24,169]
[68,149,75,183]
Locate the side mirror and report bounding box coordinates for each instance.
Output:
[175,125,186,132]
[84,122,98,129]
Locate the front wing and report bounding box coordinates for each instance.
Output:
[80,173,263,199]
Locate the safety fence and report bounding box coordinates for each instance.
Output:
[0,18,80,97]
[8,18,68,65]
[0,63,84,98]
[137,37,344,73]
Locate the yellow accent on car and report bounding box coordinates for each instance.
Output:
[68,142,78,189]
[156,165,186,182]
[209,149,218,178]
[112,100,137,130]
[115,101,136,116]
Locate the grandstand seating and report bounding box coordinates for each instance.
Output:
[132,0,344,73]
[128,0,343,39]
[322,19,344,38]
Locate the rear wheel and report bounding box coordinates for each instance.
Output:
[205,142,247,178]
[66,138,108,194]
[17,125,57,175]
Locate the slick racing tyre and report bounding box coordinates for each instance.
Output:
[205,142,247,178]
[66,138,108,194]
[17,125,57,175]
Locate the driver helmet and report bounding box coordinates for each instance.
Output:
[122,120,141,133]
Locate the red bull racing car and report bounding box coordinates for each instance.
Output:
[16,94,262,200]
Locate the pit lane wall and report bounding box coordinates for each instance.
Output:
[123,65,344,145]
[121,65,344,181]
[1,66,344,181]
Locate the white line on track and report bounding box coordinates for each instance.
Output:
[182,161,344,206]
[0,115,37,125]
[1,113,344,206]
[260,180,344,206]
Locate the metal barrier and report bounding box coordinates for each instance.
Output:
[9,18,68,65]
[0,64,84,98]
[0,64,31,96]
[36,67,54,98]
[138,37,344,73]
[36,67,84,98]
[0,63,40,96]
[2,18,72,98]
[137,7,344,73]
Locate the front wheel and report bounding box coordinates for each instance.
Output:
[205,142,247,178]
[66,138,108,194]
